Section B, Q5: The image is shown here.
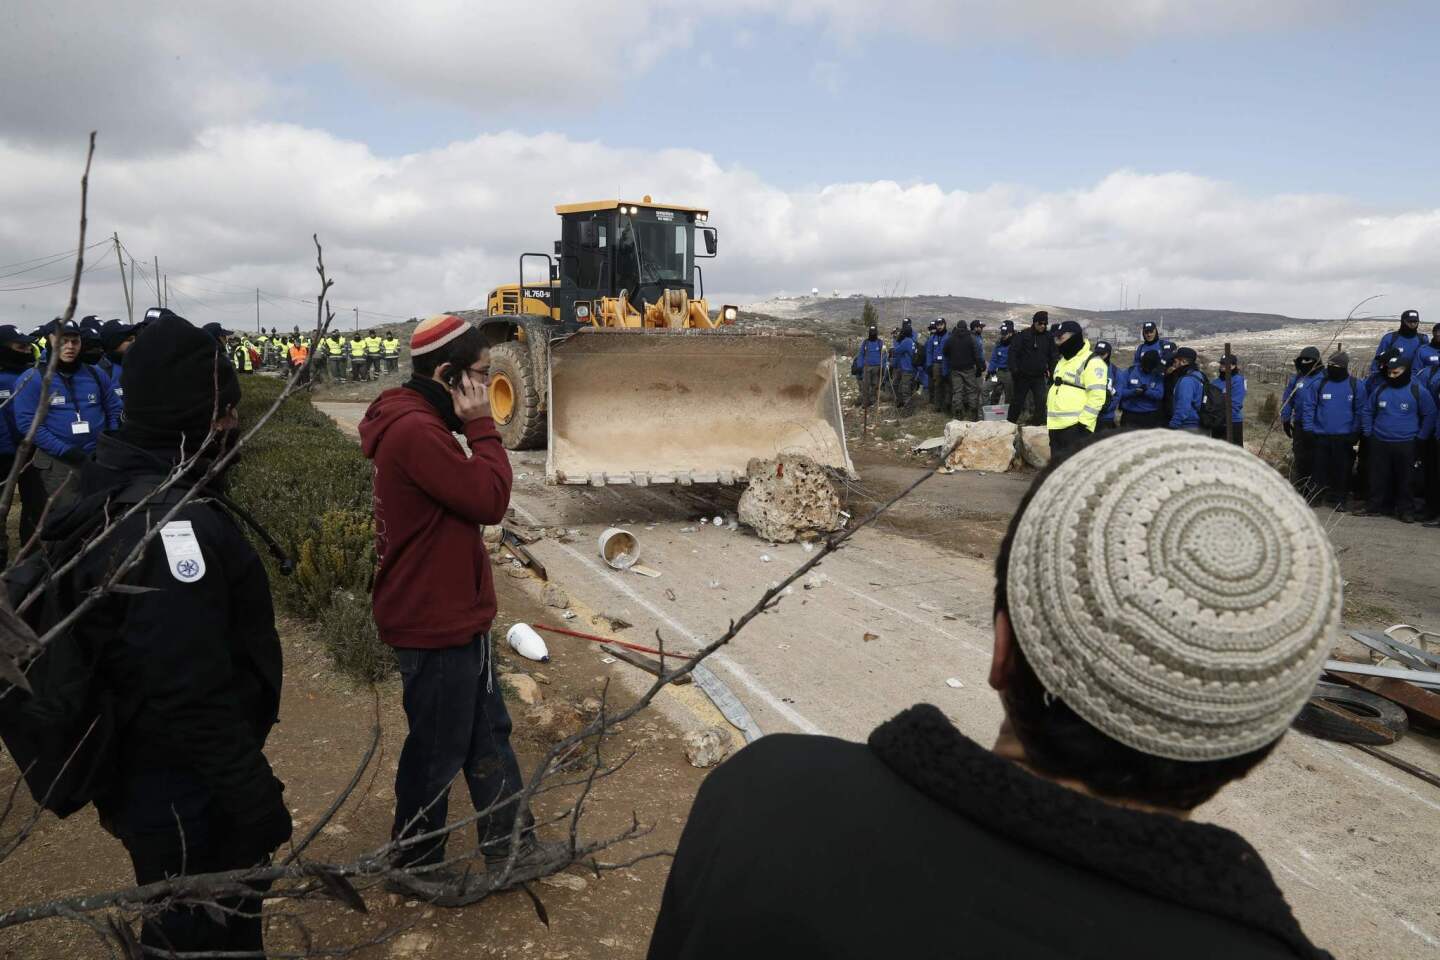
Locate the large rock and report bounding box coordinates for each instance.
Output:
[737,454,842,543]
[1019,426,1051,468]
[943,420,1019,472]
[683,727,734,768]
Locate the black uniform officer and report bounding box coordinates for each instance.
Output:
[64,312,291,954]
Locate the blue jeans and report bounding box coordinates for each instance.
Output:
[392,634,532,866]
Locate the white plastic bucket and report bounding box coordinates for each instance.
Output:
[598,527,640,570]
[506,623,551,662]
[982,404,1010,421]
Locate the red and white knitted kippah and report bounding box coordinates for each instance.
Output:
[410,314,469,356]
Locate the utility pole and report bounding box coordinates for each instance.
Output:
[163,274,169,308]
[354,306,359,331]
[153,256,160,308]
[129,258,135,320]
[113,233,133,323]
[256,288,261,332]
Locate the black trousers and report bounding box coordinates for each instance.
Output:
[1048,425,1093,461]
[1368,438,1418,516]
[392,634,532,866]
[102,769,270,953]
[1420,438,1440,517]
[1120,409,1165,430]
[1291,426,1316,492]
[1008,375,1047,426]
[1210,422,1245,446]
[1312,435,1356,504]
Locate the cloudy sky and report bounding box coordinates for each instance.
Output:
[1,0,1436,330]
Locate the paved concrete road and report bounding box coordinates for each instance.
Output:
[318,401,1440,959]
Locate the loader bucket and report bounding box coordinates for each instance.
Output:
[546,328,856,486]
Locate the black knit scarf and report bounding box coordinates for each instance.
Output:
[403,375,464,433]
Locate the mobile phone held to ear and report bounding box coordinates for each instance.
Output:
[441,363,464,389]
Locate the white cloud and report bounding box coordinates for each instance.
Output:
[1,125,1435,330]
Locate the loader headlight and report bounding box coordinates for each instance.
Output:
[723,307,738,321]
[696,213,708,223]
[576,304,590,319]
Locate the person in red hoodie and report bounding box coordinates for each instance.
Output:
[359,313,540,898]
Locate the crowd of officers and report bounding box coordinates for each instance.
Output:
[225,327,402,382]
[853,306,1440,519]
[854,311,1246,458]
[0,312,409,558]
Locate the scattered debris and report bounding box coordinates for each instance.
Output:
[708,579,722,589]
[946,677,965,689]
[863,632,879,643]
[713,515,723,526]
[737,453,844,542]
[803,573,830,590]
[683,727,734,768]
[759,554,772,563]
[912,435,947,453]
[561,610,577,620]
[540,873,588,892]
[389,932,437,958]
[542,583,569,608]
[630,564,663,578]
[601,644,693,684]
[599,527,640,570]
[600,656,617,664]
[506,623,551,662]
[527,701,588,744]
[665,588,677,601]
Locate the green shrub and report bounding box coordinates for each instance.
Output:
[229,377,389,679]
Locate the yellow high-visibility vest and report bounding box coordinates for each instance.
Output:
[1046,340,1110,432]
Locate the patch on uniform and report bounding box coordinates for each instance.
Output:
[160,520,207,583]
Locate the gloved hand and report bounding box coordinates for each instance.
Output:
[1051,377,1063,387]
[1282,422,1293,438]
[1350,433,1361,447]
[58,447,88,467]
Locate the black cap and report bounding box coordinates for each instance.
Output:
[1297,346,1321,362]
[201,322,235,339]
[1175,347,1198,363]
[100,318,135,352]
[122,313,241,440]
[55,317,82,337]
[1032,310,1049,324]
[999,320,1014,332]
[0,325,31,348]
[1055,320,1083,338]
[1401,309,1420,324]
[1094,340,1112,357]
[1142,321,1157,332]
[1383,349,1409,370]
[1221,353,1239,366]
[969,319,985,330]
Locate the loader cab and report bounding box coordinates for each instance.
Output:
[554,199,715,323]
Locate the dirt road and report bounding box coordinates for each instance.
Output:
[319,402,1440,959]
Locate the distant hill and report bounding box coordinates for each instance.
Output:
[738,294,1326,348]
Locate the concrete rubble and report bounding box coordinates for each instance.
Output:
[682,726,734,768]
[542,582,570,608]
[737,454,843,542]
[502,674,542,706]
[1019,426,1051,468]
[943,420,1020,473]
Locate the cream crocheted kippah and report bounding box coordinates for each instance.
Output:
[1007,431,1342,761]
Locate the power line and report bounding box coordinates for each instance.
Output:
[0,239,109,276]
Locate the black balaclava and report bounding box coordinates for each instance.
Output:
[1140,351,1161,374]
[1055,320,1084,359]
[1294,346,1320,375]
[867,325,878,341]
[1431,323,1440,347]
[0,346,32,373]
[1399,309,1420,336]
[1383,351,1411,388]
[1327,364,1349,382]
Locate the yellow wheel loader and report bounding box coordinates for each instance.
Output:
[454,198,854,486]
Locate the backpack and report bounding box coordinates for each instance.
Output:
[0,478,181,817]
[1190,372,1226,431]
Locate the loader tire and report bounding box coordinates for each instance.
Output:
[489,341,546,451]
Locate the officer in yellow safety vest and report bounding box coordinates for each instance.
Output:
[383,334,401,373]
[350,333,369,381]
[1046,320,1110,461]
[326,334,347,381]
[365,333,383,376]
[232,338,255,374]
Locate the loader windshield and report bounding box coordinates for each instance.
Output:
[617,215,692,288]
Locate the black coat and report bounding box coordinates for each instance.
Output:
[941,330,981,375]
[61,435,288,842]
[1008,327,1059,377]
[649,705,1329,960]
